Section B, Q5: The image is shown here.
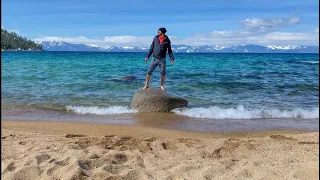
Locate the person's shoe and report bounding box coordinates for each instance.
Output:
[160,86,165,91]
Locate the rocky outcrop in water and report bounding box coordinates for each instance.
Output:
[131,88,188,112]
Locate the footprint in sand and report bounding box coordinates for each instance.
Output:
[137,141,153,153]
[103,164,128,174]
[46,165,60,176]
[12,167,41,180]
[270,134,297,141]
[161,142,178,150]
[65,133,86,138]
[60,167,90,180]
[122,169,152,180]
[89,154,100,159]
[113,152,128,164]
[55,157,70,166]
[241,169,254,178]
[298,141,319,144]
[35,154,51,164]
[18,141,27,145]
[177,138,200,148]
[3,162,16,174]
[205,138,257,159]
[105,176,122,180]
[108,136,150,152]
[2,134,17,140]
[86,158,108,169]
[78,160,90,170]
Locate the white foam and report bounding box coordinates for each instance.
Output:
[299,61,319,64]
[66,106,137,115]
[172,106,319,119]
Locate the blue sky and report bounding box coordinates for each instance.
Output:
[2,0,319,47]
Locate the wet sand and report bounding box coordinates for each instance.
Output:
[2,107,318,133]
[2,120,319,180]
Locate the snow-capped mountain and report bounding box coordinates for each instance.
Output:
[40,41,319,53]
[266,45,301,50]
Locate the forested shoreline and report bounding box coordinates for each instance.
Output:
[1,28,42,51]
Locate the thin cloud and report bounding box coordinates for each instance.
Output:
[255,32,317,45]
[103,36,153,47]
[172,30,317,46]
[289,17,300,24]
[1,26,20,34]
[33,30,318,47]
[34,36,153,47]
[239,17,300,33]
[33,17,318,47]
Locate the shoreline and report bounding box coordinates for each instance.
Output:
[1,49,43,51]
[1,120,316,139]
[2,106,319,133]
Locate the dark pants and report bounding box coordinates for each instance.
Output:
[147,57,166,76]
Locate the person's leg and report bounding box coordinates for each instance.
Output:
[159,58,167,91]
[144,58,158,89]
[160,75,165,91]
[143,74,151,90]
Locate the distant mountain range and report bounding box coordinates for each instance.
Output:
[40,41,319,53]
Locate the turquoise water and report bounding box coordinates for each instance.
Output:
[1,51,319,121]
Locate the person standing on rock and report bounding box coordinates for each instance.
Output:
[143,27,175,91]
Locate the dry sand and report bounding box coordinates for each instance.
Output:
[1,120,319,180]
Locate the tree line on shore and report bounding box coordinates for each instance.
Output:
[1,28,42,50]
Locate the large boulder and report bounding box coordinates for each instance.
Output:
[131,88,188,112]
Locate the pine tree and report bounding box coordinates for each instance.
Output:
[1,28,42,50]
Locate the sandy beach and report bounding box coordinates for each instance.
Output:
[1,120,319,180]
